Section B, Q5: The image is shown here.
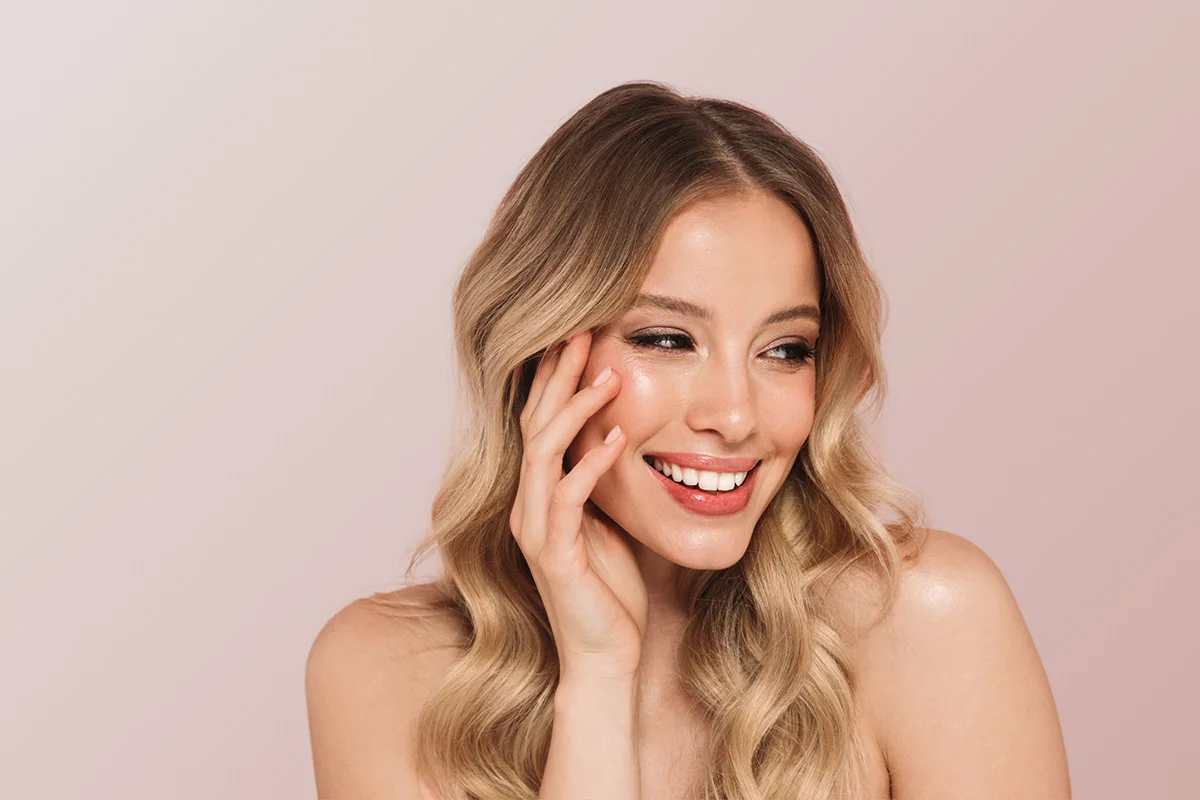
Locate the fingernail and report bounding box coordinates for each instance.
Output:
[604,424,621,444]
[591,366,612,387]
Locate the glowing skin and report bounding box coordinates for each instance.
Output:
[566,188,822,583]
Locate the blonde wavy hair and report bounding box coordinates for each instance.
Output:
[372,80,928,799]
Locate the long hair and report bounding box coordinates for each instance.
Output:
[372,80,927,799]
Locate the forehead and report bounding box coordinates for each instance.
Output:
[639,190,821,310]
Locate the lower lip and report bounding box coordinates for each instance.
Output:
[643,457,759,517]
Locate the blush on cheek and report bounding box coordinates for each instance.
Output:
[622,363,665,401]
[595,366,671,448]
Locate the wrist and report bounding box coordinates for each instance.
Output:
[557,664,639,690]
[557,651,641,686]
[554,672,639,712]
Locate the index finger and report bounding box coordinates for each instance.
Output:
[527,329,591,434]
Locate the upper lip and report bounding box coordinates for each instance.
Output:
[643,451,760,472]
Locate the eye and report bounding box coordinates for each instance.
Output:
[764,340,817,366]
[626,332,816,366]
[627,331,693,351]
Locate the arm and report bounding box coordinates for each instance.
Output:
[858,529,1071,799]
[540,674,641,799]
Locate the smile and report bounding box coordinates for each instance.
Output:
[642,455,759,516]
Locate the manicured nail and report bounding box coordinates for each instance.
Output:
[591,366,612,387]
[604,424,621,444]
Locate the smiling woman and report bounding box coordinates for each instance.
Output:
[304,81,1070,799]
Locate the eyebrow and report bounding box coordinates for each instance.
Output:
[630,292,821,327]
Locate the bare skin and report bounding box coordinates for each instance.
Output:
[306,527,1069,798]
[306,190,1071,798]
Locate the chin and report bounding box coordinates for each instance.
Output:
[641,529,753,572]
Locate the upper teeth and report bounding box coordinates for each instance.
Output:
[648,457,749,492]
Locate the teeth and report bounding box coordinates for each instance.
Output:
[646,456,752,493]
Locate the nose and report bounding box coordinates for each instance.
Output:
[682,349,758,444]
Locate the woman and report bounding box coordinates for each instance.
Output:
[305,81,1070,799]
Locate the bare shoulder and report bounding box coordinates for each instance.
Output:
[305,582,466,799]
[846,528,1071,799]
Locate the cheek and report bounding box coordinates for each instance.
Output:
[611,362,674,422]
[763,379,816,450]
[570,360,678,460]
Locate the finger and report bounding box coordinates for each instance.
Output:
[521,341,564,432]
[514,345,563,545]
[544,423,625,565]
[528,329,591,435]
[520,365,620,555]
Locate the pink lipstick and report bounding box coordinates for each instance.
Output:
[642,456,759,516]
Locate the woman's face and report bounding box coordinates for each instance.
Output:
[566,188,822,570]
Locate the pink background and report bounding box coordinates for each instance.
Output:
[2,2,1195,797]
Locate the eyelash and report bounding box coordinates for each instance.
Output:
[626,332,816,366]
